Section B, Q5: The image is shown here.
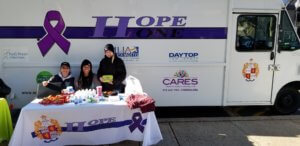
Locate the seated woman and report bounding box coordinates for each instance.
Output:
[97,44,126,93]
[75,59,100,90]
[42,62,75,93]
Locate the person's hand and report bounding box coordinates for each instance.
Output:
[42,81,48,87]
[99,77,104,82]
[108,78,113,85]
[61,89,67,94]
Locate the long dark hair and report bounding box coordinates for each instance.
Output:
[78,59,94,89]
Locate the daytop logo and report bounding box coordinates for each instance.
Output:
[162,70,198,92]
[169,52,198,62]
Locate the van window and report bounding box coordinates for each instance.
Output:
[278,11,300,51]
[236,15,276,52]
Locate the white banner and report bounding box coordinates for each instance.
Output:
[9,100,162,146]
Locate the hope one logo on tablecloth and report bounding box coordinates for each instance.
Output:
[31,112,147,143]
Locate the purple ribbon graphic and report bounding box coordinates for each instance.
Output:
[37,10,70,57]
[129,112,144,133]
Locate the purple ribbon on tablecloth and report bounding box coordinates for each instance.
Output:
[37,10,70,57]
[129,112,144,133]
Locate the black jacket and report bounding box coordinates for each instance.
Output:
[97,56,126,91]
[46,74,75,92]
[0,79,11,97]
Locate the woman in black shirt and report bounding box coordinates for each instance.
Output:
[75,59,100,90]
[97,44,126,92]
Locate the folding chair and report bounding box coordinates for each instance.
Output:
[36,83,60,99]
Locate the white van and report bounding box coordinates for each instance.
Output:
[1,0,299,114]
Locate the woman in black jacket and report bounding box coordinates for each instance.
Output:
[75,59,100,90]
[42,62,75,93]
[97,44,126,92]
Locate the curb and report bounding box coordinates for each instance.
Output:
[158,115,300,123]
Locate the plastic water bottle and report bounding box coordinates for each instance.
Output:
[74,96,78,105]
[78,96,83,104]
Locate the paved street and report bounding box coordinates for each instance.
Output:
[157,115,300,146]
[2,108,300,146]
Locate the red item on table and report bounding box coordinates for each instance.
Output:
[39,94,69,105]
[126,94,155,113]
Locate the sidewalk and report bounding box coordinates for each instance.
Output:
[2,115,300,146]
[157,115,300,146]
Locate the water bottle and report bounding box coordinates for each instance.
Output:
[78,96,83,104]
[74,96,78,105]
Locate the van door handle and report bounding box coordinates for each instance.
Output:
[270,52,275,60]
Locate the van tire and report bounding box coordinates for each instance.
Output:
[274,88,300,115]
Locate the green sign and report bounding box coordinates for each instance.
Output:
[36,71,53,83]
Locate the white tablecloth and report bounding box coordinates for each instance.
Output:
[9,99,162,146]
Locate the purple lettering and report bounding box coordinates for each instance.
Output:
[171,29,182,38]
[171,16,187,26]
[65,121,86,132]
[192,78,198,85]
[163,79,170,85]
[92,16,112,37]
[93,16,134,37]
[88,120,99,126]
[108,117,116,123]
[136,16,155,26]
[170,79,177,85]
[156,16,171,26]
[177,79,185,85]
[185,79,191,85]
[136,28,153,38]
[154,29,168,37]
[115,16,134,37]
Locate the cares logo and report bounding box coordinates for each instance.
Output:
[163,70,198,86]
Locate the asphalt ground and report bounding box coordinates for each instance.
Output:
[1,107,300,146]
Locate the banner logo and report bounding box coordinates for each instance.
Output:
[242,58,259,81]
[162,70,198,92]
[37,10,70,57]
[34,115,62,143]
[169,52,198,62]
[115,46,139,62]
[0,10,228,56]
[32,112,147,143]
